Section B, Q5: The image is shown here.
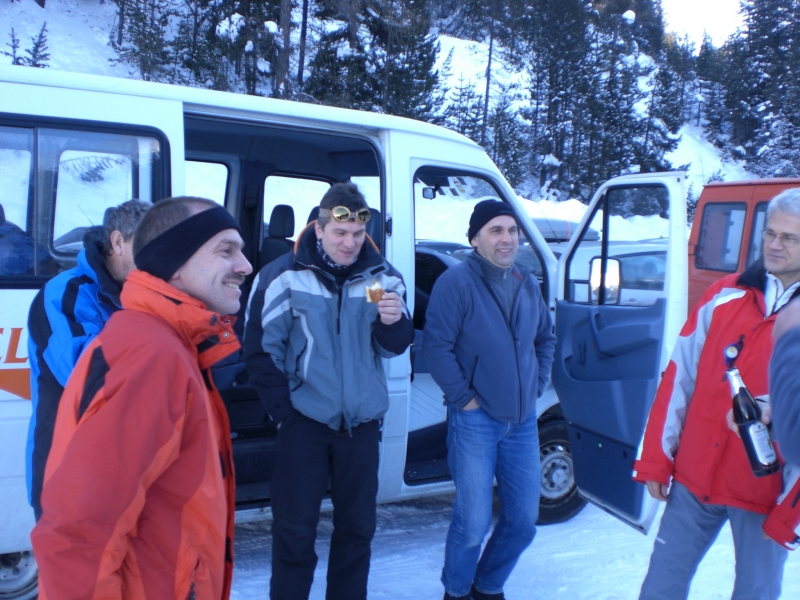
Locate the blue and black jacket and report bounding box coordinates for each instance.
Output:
[25,239,122,520]
[422,251,556,425]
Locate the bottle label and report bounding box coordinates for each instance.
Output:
[749,422,777,465]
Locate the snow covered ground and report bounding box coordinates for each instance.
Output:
[232,494,800,599]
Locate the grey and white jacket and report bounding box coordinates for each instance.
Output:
[243,225,413,431]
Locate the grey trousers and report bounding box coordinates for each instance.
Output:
[639,482,788,600]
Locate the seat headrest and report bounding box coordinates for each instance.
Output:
[307,206,319,224]
[268,204,295,238]
[366,208,382,244]
[0,203,5,225]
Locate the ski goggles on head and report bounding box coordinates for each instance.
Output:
[321,206,371,223]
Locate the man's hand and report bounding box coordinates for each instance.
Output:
[377,291,403,325]
[726,396,771,437]
[462,397,480,411]
[646,480,669,502]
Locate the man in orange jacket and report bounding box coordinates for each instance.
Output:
[633,188,800,599]
[31,197,252,600]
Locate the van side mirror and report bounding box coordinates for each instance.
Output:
[590,257,620,305]
[422,187,436,200]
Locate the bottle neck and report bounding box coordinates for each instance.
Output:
[726,367,745,396]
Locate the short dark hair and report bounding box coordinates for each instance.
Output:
[317,182,368,229]
[102,199,151,255]
[132,196,218,256]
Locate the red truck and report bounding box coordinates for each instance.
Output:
[689,178,800,310]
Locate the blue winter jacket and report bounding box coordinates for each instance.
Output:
[422,252,556,424]
[25,239,122,519]
[770,324,800,466]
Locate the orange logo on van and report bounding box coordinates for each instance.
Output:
[0,328,31,400]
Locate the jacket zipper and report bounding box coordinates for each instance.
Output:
[479,271,525,423]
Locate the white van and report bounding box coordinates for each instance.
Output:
[0,65,687,597]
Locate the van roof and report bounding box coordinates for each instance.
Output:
[0,65,477,146]
[705,178,800,188]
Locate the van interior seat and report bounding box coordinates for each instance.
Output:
[260,204,295,267]
[0,203,5,224]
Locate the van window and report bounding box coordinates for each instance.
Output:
[47,129,162,255]
[746,202,768,268]
[412,166,544,325]
[567,184,669,306]
[695,202,746,272]
[0,124,166,281]
[0,126,35,278]
[186,161,228,205]
[263,176,331,238]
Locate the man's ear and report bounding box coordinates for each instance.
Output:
[109,230,125,256]
[314,222,324,240]
[470,235,478,248]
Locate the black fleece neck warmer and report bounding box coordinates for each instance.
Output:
[134,206,241,281]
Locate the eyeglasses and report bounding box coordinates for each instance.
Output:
[763,228,799,248]
[320,206,372,224]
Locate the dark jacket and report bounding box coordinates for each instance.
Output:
[771,325,800,466]
[243,225,414,430]
[26,240,121,519]
[422,251,556,424]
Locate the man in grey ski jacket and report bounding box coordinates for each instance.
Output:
[423,199,555,600]
[243,182,413,600]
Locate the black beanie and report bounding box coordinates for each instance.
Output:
[134,205,241,280]
[468,200,517,242]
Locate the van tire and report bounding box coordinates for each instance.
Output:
[537,417,586,525]
[0,552,38,600]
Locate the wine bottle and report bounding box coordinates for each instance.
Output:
[726,368,780,477]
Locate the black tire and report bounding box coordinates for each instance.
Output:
[537,417,586,525]
[0,552,38,599]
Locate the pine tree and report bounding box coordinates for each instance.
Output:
[112,0,174,82]
[25,23,50,68]
[485,85,528,188]
[442,76,483,141]
[2,29,24,66]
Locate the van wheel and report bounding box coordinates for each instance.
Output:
[537,417,586,524]
[0,552,38,600]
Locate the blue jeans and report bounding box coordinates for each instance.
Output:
[442,406,540,597]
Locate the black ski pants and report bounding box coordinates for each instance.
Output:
[269,409,380,600]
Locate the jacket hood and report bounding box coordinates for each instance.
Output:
[79,240,123,308]
[737,257,767,292]
[121,270,240,369]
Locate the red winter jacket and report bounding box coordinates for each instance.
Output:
[633,262,800,550]
[32,271,238,598]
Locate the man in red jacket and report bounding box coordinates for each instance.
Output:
[31,197,252,599]
[633,188,800,599]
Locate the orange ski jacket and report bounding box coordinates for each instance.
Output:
[31,270,238,599]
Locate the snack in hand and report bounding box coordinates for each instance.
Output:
[366,281,385,303]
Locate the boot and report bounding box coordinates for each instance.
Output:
[443,593,472,600]
[470,585,505,600]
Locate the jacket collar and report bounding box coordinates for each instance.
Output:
[736,257,768,293]
[466,250,526,281]
[120,270,240,370]
[293,222,386,280]
[80,241,123,308]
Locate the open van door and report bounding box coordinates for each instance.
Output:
[551,172,687,533]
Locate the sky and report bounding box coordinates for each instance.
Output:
[661,0,744,48]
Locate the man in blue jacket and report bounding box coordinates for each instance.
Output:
[771,297,800,465]
[26,199,150,520]
[423,200,556,600]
